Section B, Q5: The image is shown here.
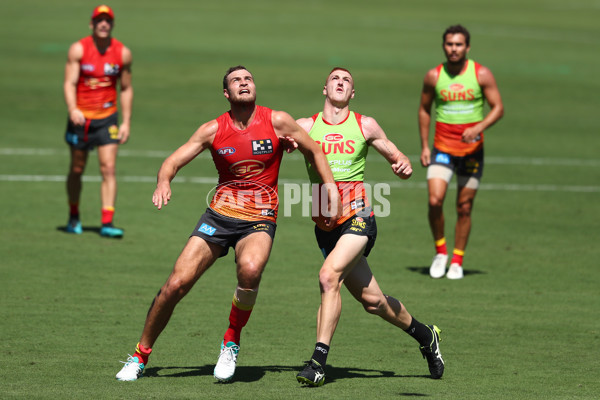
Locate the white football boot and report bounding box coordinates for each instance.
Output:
[429,254,448,278]
[214,341,240,382]
[116,355,145,381]
[446,263,464,280]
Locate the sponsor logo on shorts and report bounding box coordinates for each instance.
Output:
[435,153,451,164]
[217,147,236,156]
[198,223,217,236]
[252,223,270,231]
[66,132,78,145]
[109,125,119,140]
[352,218,366,229]
[465,158,480,174]
[252,139,274,155]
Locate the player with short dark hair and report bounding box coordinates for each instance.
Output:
[63,5,133,237]
[419,24,504,279]
[294,68,444,387]
[115,66,341,383]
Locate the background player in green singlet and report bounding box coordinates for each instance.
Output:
[294,68,444,387]
[418,25,504,279]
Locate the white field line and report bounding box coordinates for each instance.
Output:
[1,148,599,192]
[1,147,600,167]
[1,174,599,193]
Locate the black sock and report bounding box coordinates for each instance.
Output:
[404,317,433,347]
[311,342,330,366]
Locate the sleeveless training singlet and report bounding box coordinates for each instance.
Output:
[209,105,283,223]
[305,111,370,231]
[434,59,484,156]
[76,36,124,120]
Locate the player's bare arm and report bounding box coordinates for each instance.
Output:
[118,46,133,144]
[64,42,85,126]
[362,115,412,180]
[418,68,438,166]
[461,66,504,143]
[279,117,314,153]
[272,111,341,225]
[153,120,218,210]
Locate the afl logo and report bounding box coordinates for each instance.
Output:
[324,133,344,142]
[217,147,236,156]
[449,83,464,91]
[230,160,265,178]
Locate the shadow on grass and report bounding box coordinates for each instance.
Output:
[144,364,431,385]
[407,266,486,277]
[56,225,123,238]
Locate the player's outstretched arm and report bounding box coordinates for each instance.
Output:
[153,120,217,210]
[363,115,412,180]
[272,111,341,225]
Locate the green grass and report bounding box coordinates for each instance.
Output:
[1,0,599,399]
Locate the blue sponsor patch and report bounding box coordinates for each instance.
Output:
[435,152,451,164]
[198,223,216,236]
[65,132,78,145]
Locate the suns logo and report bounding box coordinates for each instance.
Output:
[315,132,355,155]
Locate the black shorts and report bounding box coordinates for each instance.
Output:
[315,209,377,258]
[190,208,277,258]
[430,146,484,179]
[65,112,120,151]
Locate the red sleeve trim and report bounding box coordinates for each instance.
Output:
[354,112,367,139]
[473,60,482,80]
[435,64,444,84]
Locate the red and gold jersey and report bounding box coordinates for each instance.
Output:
[76,36,124,119]
[311,181,370,231]
[209,106,283,222]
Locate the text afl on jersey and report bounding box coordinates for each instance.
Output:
[80,63,121,76]
[217,147,236,156]
[315,133,355,155]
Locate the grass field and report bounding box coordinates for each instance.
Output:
[1,0,599,399]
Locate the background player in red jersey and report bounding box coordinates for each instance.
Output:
[419,25,503,279]
[115,66,341,383]
[63,5,133,237]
